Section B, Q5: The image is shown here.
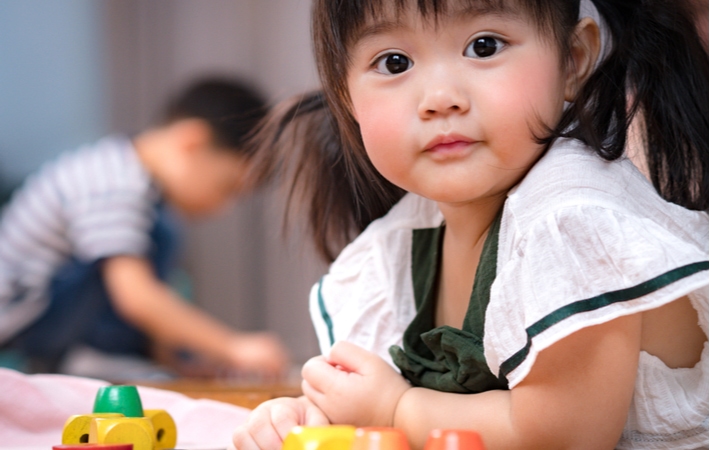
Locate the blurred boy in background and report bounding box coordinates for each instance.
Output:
[0,77,289,377]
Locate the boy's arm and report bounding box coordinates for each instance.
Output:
[302,314,641,450]
[102,255,288,375]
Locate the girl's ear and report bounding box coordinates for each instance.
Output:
[565,17,601,102]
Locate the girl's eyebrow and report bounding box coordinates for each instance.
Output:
[354,4,517,45]
[356,20,404,43]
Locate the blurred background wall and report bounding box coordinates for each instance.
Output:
[0,0,324,365]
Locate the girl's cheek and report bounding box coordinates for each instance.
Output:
[359,116,412,188]
[490,70,565,143]
[360,121,395,170]
[519,61,567,124]
[358,103,404,155]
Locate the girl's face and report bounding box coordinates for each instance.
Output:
[346,5,570,207]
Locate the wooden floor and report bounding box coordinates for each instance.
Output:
[135,379,303,409]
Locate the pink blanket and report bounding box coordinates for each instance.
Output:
[0,368,250,449]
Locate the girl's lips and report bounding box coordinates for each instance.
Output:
[425,134,476,155]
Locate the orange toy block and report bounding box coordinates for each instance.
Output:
[352,427,410,450]
[424,429,485,450]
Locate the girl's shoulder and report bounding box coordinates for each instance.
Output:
[331,192,442,270]
[505,138,707,243]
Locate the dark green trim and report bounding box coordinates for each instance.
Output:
[411,227,443,312]
[317,277,335,346]
[405,226,444,359]
[464,210,502,338]
[499,261,709,378]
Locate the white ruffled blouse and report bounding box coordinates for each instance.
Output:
[310,139,709,449]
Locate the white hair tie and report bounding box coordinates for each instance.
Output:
[579,0,611,66]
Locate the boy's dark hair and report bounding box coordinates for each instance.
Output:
[163,77,267,156]
[250,0,708,263]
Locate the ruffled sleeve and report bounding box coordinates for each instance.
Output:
[484,204,709,388]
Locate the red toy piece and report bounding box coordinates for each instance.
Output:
[53,444,133,450]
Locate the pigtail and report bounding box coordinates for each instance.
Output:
[246,91,404,263]
[556,0,708,211]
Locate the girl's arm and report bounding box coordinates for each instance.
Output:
[302,314,641,450]
[102,255,289,375]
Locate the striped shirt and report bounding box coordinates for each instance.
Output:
[0,136,160,344]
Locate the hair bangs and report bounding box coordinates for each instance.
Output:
[312,0,577,116]
[322,0,574,52]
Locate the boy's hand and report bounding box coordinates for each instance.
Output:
[227,332,290,377]
[233,396,329,450]
[300,341,410,427]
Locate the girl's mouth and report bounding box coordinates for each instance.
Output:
[425,134,476,158]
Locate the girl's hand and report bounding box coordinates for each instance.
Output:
[232,396,329,450]
[301,341,411,427]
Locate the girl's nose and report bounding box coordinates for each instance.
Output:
[417,77,470,119]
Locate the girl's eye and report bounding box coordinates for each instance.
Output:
[465,36,505,58]
[374,53,412,74]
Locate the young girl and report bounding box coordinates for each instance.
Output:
[234,0,708,449]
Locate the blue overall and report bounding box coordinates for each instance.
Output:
[2,201,182,372]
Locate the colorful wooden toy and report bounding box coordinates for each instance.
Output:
[424,429,485,450]
[283,427,485,450]
[63,414,124,444]
[93,386,144,417]
[143,409,178,449]
[61,385,177,450]
[90,417,154,450]
[282,425,356,450]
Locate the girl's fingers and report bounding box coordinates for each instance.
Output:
[304,401,331,426]
[233,425,262,450]
[328,341,374,372]
[242,402,293,450]
[301,378,325,406]
[249,418,285,450]
[270,401,303,440]
[301,355,341,393]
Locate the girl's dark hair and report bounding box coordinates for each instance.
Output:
[251,0,708,262]
[163,77,267,156]
[248,91,404,262]
[551,0,708,211]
